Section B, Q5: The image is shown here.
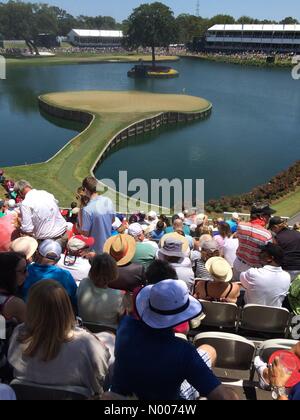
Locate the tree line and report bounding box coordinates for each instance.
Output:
[0,1,298,45]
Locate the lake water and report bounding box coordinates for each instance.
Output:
[1,58,299,201]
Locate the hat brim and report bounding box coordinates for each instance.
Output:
[10,237,38,260]
[160,233,189,253]
[205,257,233,283]
[103,234,136,266]
[135,285,203,329]
[158,249,185,259]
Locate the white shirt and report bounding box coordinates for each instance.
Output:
[57,255,91,285]
[240,265,291,307]
[223,237,239,267]
[20,189,67,240]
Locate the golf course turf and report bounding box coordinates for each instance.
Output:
[3,91,212,211]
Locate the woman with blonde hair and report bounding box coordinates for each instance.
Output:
[8,280,109,397]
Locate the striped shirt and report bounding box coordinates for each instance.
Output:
[236,221,273,267]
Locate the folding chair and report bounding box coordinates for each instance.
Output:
[198,300,239,331]
[238,304,291,339]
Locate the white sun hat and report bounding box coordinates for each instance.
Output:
[136,279,203,329]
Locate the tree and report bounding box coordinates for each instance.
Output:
[175,14,210,43]
[209,14,235,26]
[237,16,260,24]
[125,2,177,66]
[280,17,299,24]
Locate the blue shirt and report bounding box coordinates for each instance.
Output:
[23,263,78,308]
[227,220,238,234]
[165,225,191,236]
[111,316,221,400]
[289,382,300,400]
[81,196,115,254]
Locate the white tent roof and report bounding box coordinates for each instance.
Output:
[208,24,300,32]
[70,29,123,38]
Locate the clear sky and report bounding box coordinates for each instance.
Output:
[2,0,300,22]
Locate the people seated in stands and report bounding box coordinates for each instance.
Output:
[14,180,68,248]
[79,176,115,254]
[111,217,125,236]
[111,280,238,400]
[254,342,300,400]
[194,257,240,304]
[10,236,38,264]
[240,243,291,307]
[150,220,165,242]
[165,215,191,236]
[0,252,27,324]
[104,234,146,292]
[269,217,300,282]
[157,238,194,293]
[77,254,126,330]
[194,239,220,281]
[233,202,275,281]
[22,240,77,310]
[128,223,157,269]
[8,281,109,397]
[57,235,95,285]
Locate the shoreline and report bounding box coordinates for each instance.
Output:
[4,53,180,67]
[182,53,294,68]
[3,91,211,211]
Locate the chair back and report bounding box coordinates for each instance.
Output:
[83,322,117,335]
[194,332,255,370]
[199,300,239,329]
[239,304,291,336]
[10,379,91,400]
[257,339,299,363]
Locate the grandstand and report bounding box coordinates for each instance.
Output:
[206,24,300,53]
[68,29,123,48]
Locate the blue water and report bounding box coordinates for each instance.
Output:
[0,58,299,201]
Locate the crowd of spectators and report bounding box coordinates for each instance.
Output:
[0,171,300,400]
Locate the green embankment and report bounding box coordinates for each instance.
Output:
[272,187,300,217]
[3,91,211,210]
[5,54,179,67]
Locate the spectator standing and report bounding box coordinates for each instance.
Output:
[80,177,115,254]
[14,180,67,247]
[233,203,275,281]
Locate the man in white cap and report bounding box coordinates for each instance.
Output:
[57,235,95,285]
[128,223,157,269]
[22,239,77,308]
[111,280,238,400]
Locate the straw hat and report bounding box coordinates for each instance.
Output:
[10,236,38,260]
[205,257,233,283]
[160,232,189,254]
[103,234,136,266]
